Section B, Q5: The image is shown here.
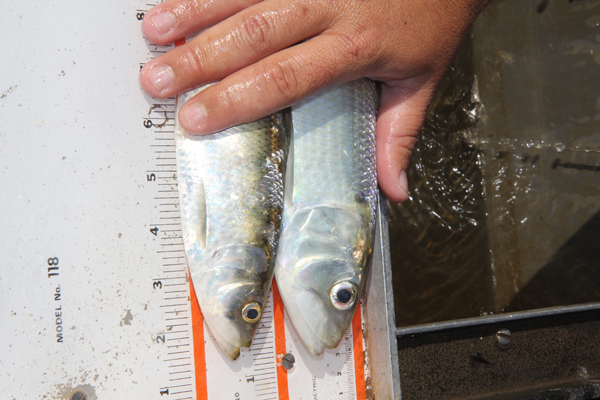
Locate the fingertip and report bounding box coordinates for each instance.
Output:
[142,8,178,45]
[396,170,410,203]
[378,166,410,203]
[375,84,434,203]
[375,111,416,203]
[178,102,209,135]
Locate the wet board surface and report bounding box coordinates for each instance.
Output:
[0,1,369,399]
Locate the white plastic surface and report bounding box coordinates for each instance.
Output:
[0,1,368,399]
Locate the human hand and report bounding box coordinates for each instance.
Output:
[140,0,489,202]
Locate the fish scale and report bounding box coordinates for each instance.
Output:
[176,88,287,360]
[275,79,379,356]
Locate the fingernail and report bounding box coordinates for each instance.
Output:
[183,103,207,129]
[399,170,409,195]
[150,11,177,34]
[147,64,175,92]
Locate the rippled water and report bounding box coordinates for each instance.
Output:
[390,1,600,328]
[389,41,496,327]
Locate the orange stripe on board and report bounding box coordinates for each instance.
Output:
[272,279,290,400]
[174,35,207,400]
[352,301,367,400]
[189,280,208,400]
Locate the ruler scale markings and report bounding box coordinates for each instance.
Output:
[165,384,193,389]
[160,330,189,335]
[138,13,370,400]
[152,224,181,227]
[166,323,190,328]
[141,2,194,395]
[169,363,192,368]
[154,276,186,280]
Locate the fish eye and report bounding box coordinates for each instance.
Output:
[329,282,357,310]
[241,302,262,323]
[337,289,352,303]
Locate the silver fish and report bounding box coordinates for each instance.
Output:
[175,88,287,360]
[274,79,378,356]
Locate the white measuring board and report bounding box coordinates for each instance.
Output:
[0,1,369,399]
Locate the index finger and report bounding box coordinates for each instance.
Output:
[142,0,263,45]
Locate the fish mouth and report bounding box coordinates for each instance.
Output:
[195,244,271,360]
[288,288,355,356]
[205,315,251,361]
[274,206,369,356]
[275,249,362,356]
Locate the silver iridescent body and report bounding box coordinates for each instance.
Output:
[176,88,287,360]
[274,79,378,356]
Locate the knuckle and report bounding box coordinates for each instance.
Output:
[216,85,243,118]
[184,0,208,19]
[238,11,273,55]
[266,62,300,102]
[179,45,207,76]
[332,25,376,62]
[241,0,261,8]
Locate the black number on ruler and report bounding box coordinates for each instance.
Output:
[160,388,169,396]
[48,257,59,278]
[150,227,159,236]
[137,12,145,20]
[156,334,166,344]
[246,376,255,383]
[153,281,162,289]
[144,119,153,128]
[147,173,156,181]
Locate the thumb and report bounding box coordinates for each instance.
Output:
[376,83,434,203]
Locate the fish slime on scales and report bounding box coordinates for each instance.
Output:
[175,86,288,360]
[275,79,379,356]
